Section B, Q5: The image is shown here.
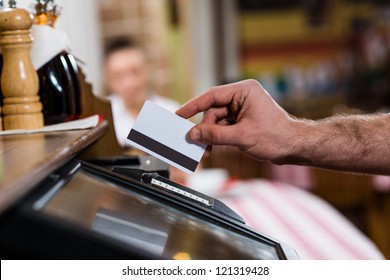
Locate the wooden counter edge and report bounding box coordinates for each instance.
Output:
[0,120,108,215]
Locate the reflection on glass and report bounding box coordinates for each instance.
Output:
[93,209,168,256]
[40,171,278,260]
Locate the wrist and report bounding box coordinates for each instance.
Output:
[271,118,314,165]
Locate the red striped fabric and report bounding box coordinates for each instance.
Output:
[270,164,390,193]
[216,180,384,260]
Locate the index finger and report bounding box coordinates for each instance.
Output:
[176,83,239,119]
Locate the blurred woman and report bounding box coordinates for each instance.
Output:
[105,38,180,147]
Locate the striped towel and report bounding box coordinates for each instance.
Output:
[216,180,384,259]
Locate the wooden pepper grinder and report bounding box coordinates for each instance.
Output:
[0,8,43,130]
[0,105,2,130]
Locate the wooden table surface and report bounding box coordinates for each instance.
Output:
[0,121,108,215]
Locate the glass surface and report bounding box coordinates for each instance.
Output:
[37,51,81,125]
[39,170,279,260]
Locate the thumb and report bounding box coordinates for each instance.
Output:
[188,123,240,146]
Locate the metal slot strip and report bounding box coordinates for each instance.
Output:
[150,178,211,206]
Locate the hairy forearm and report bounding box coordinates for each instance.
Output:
[275,114,390,175]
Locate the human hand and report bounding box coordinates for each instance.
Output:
[176,79,299,162]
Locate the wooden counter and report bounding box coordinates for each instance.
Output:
[0,121,108,215]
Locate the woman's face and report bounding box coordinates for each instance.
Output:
[106,48,149,100]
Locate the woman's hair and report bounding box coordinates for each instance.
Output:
[104,37,142,57]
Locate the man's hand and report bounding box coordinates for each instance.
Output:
[176,79,299,162]
[177,79,390,175]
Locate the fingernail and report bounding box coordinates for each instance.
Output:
[190,128,201,142]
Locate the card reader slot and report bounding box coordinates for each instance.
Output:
[112,167,245,224]
[112,168,214,207]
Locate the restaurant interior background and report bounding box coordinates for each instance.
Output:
[15,0,390,258]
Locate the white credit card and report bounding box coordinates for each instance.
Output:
[126,100,207,174]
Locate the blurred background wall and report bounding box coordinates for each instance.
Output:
[16,0,390,113]
[14,0,390,259]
